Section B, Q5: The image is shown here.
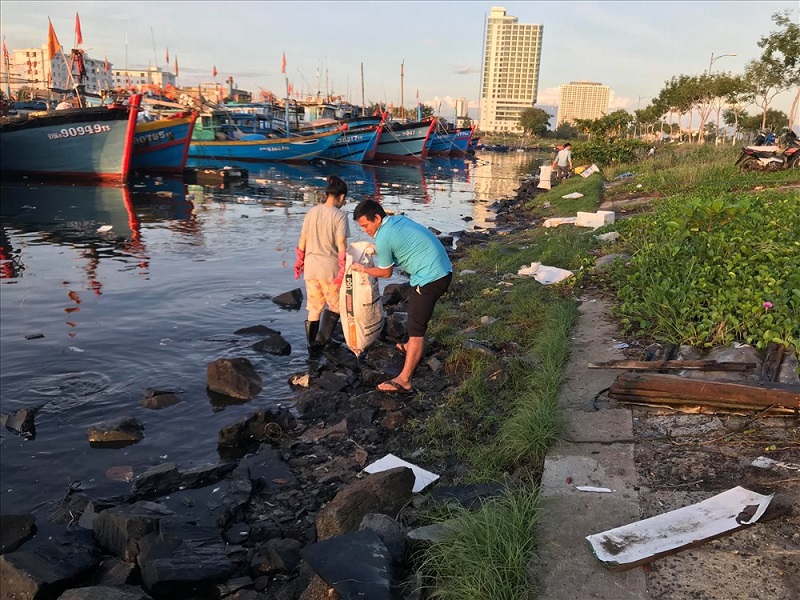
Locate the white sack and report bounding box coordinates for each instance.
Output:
[340,242,385,356]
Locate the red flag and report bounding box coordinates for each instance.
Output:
[104,55,109,72]
[212,65,217,78]
[75,12,83,46]
[281,52,286,74]
[165,47,169,64]
[2,37,8,61]
[47,17,61,60]
[287,82,293,95]
[174,55,178,77]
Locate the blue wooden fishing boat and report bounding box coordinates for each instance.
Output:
[131,110,198,175]
[316,115,384,163]
[0,95,141,183]
[372,119,435,163]
[187,126,345,166]
[450,125,476,157]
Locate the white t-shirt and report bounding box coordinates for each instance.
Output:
[300,204,350,281]
[556,148,572,167]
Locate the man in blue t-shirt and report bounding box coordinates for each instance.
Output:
[352,199,452,393]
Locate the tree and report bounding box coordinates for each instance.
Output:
[552,122,579,140]
[743,59,787,130]
[739,109,788,137]
[518,107,550,137]
[720,75,753,144]
[758,10,800,130]
[419,103,434,119]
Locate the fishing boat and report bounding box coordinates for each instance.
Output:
[449,125,476,157]
[0,95,142,182]
[426,121,475,158]
[131,110,198,175]
[314,115,384,163]
[187,127,345,166]
[372,119,435,163]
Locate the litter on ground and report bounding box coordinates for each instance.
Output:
[562,192,585,199]
[517,262,573,285]
[364,454,439,493]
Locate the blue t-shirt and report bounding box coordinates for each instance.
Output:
[374,215,452,287]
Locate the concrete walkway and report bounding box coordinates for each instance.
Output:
[534,297,648,599]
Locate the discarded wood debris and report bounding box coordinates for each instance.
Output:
[609,373,800,413]
[589,360,757,371]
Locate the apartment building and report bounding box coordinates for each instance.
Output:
[556,81,611,126]
[479,6,543,133]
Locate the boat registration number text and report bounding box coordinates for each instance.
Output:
[134,130,175,146]
[48,124,111,140]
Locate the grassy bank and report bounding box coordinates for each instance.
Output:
[416,144,799,597]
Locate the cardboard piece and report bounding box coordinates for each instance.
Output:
[537,165,552,189]
[517,262,573,285]
[364,454,439,493]
[586,486,773,571]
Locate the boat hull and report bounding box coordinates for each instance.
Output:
[372,120,435,163]
[0,96,140,183]
[319,125,380,162]
[450,126,475,156]
[187,128,344,166]
[131,112,197,175]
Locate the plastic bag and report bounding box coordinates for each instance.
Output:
[340,241,385,356]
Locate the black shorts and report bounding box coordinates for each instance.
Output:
[407,272,452,337]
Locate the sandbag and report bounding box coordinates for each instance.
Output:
[340,242,385,356]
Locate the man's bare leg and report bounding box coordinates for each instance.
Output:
[378,335,423,391]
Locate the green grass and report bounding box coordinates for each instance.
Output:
[420,484,543,600]
[525,174,603,216]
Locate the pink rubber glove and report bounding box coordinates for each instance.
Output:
[333,250,347,286]
[294,247,305,279]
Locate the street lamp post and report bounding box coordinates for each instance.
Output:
[636,95,651,138]
[708,52,736,75]
[708,53,736,144]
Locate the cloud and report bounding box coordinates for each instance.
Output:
[454,65,480,75]
[609,92,632,111]
[536,86,560,105]
[422,38,436,46]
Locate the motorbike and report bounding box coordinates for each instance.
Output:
[735,128,799,171]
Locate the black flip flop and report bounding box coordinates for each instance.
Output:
[377,380,413,394]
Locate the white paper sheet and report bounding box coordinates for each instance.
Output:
[586,486,773,569]
[364,453,439,493]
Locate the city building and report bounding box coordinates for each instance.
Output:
[454,97,470,128]
[1,46,113,99]
[556,81,611,126]
[112,66,176,92]
[479,6,543,133]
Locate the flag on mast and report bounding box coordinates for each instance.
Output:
[75,12,83,46]
[2,37,8,61]
[212,65,217,78]
[165,47,169,64]
[47,17,61,60]
[104,54,109,72]
[174,55,178,77]
[281,52,286,75]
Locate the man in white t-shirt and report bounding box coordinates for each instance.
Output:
[553,142,573,180]
[294,176,350,351]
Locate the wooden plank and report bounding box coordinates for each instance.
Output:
[609,373,800,409]
[760,342,785,382]
[589,360,757,371]
[608,391,797,416]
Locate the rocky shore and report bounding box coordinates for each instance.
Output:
[0,186,547,600]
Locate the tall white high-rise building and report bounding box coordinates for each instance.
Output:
[479,6,543,133]
[556,81,611,126]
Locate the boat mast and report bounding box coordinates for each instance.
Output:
[400,60,404,121]
[360,62,365,117]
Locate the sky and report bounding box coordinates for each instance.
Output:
[1,1,797,119]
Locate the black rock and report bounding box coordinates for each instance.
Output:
[92,500,173,562]
[87,417,145,445]
[58,585,153,600]
[0,404,43,437]
[429,482,507,510]
[131,463,181,498]
[0,513,36,553]
[207,357,263,400]
[251,335,291,356]
[272,288,303,309]
[235,325,281,336]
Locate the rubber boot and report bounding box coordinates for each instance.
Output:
[315,310,340,347]
[305,320,320,352]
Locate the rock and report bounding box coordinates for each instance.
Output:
[178,462,237,491]
[137,517,234,597]
[217,408,296,449]
[429,482,507,510]
[0,404,43,437]
[58,585,153,600]
[0,529,100,600]
[359,514,406,565]
[312,371,348,393]
[301,529,394,600]
[288,372,310,389]
[0,513,36,553]
[131,463,181,497]
[214,576,254,598]
[251,335,292,356]
[250,538,303,576]
[92,558,136,586]
[239,450,298,493]
[139,389,181,410]
[596,231,620,242]
[93,500,173,562]
[384,312,408,340]
[235,325,281,336]
[437,235,454,247]
[315,467,415,541]
[380,411,406,431]
[406,522,457,544]
[47,492,90,524]
[381,283,411,307]
[207,357,263,400]
[594,253,630,270]
[272,288,303,309]
[778,347,800,385]
[87,417,144,445]
[224,523,251,545]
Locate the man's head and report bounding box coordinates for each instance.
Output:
[564,142,571,149]
[353,199,387,238]
[325,175,347,207]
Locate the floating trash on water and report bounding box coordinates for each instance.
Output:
[96,225,113,233]
[67,347,85,352]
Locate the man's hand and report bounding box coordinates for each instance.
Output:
[294,247,305,279]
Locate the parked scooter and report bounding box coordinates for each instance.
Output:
[735,128,799,171]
